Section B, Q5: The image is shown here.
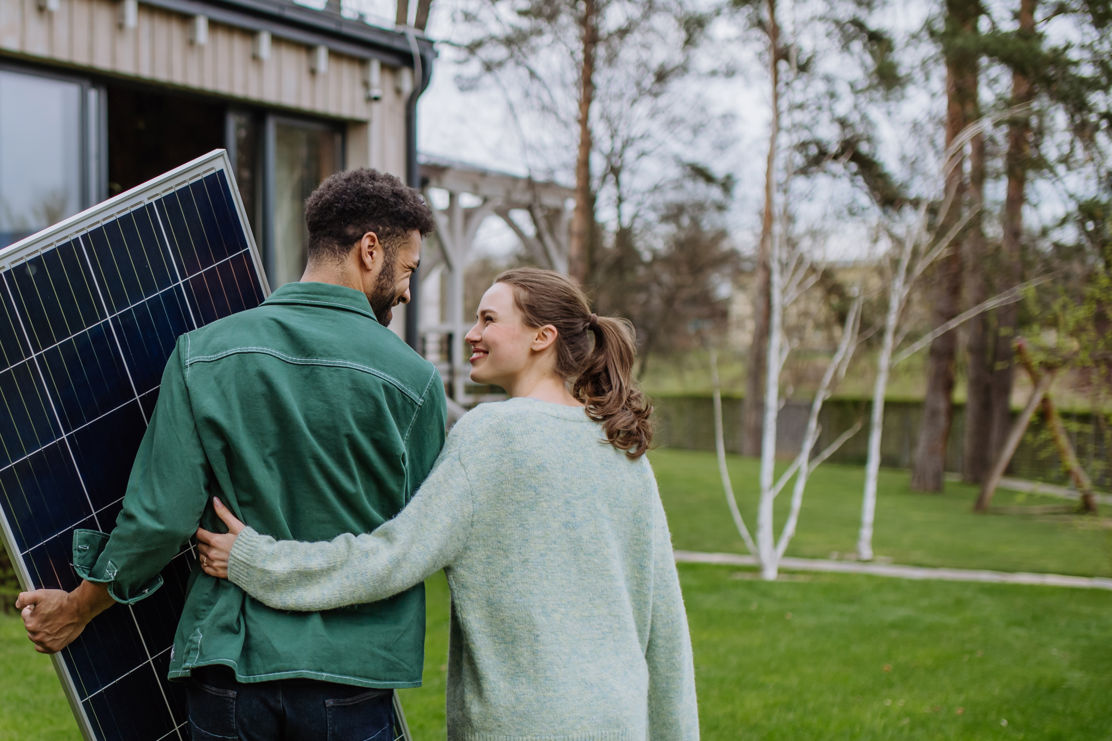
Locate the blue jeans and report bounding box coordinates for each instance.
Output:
[187,665,396,741]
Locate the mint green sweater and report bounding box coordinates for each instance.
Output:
[228,398,699,740]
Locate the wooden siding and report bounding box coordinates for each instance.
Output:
[0,0,411,128]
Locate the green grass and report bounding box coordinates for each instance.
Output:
[0,614,81,740]
[396,565,1112,739]
[3,449,1111,739]
[683,565,1112,740]
[652,448,1112,578]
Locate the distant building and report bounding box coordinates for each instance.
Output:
[1,0,433,322]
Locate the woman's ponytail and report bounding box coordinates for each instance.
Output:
[494,268,653,458]
[571,316,653,458]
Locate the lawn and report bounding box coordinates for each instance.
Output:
[3,449,1111,739]
[0,614,81,740]
[398,566,1112,740]
[651,448,1112,578]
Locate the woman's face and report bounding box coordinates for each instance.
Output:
[464,282,537,392]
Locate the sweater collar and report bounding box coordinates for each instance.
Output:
[263,281,380,324]
[502,396,591,421]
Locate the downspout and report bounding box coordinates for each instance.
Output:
[403,29,434,350]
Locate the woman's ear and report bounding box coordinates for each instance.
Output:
[531,324,559,352]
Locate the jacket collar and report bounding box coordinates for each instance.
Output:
[263,281,380,324]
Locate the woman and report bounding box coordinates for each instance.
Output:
[197,267,699,740]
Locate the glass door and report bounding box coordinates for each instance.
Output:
[232,113,343,290]
[269,118,343,288]
[0,67,101,248]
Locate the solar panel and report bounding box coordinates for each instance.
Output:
[0,150,268,740]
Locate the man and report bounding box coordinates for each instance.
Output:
[17,168,447,740]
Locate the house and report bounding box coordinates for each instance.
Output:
[1,0,433,331]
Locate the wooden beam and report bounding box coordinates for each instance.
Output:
[415,0,432,30]
[975,368,1055,512]
[1015,339,1098,513]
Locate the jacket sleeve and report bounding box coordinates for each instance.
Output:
[645,489,700,740]
[228,437,474,611]
[73,337,212,603]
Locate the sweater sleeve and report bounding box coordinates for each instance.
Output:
[227,443,474,611]
[645,491,700,740]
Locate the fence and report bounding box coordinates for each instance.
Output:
[651,394,1110,490]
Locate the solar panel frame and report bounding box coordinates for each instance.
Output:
[0,149,270,740]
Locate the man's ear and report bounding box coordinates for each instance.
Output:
[531,325,559,352]
[357,231,380,272]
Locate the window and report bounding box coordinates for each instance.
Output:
[271,119,343,288]
[230,113,342,289]
[0,69,100,247]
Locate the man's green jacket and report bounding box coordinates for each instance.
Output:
[73,281,447,688]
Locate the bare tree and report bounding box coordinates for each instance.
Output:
[450,0,714,285]
[713,243,862,580]
[854,108,1049,559]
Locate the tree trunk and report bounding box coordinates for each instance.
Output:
[859,234,914,561]
[989,0,1036,459]
[962,89,991,484]
[911,0,978,492]
[568,0,598,284]
[742,0,779,457]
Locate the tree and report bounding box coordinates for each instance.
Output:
[450,0,715,286]
[960,55,992,485]
[594,164,741,376]
[911,0,982,492]
[740,0,780,457]
[713,227,863,580]
[855,121,1038,555]
[733,0,905,457]
[987,0,1038,466]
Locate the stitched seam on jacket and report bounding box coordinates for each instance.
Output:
[402,369,439,443]
[184,346,421,403]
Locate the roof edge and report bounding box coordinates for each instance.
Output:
[143,0,436,67]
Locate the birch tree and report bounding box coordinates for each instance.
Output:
[713,240,862,580]
[855,112,1045,559]
[713,123,864,578]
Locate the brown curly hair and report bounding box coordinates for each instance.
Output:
[495,267,653,459]
[304,168,434,261]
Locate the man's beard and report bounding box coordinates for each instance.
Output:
[369,253,397,326]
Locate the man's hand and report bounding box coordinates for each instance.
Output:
[15,581,114,654]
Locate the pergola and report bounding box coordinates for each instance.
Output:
[417,154,574,405]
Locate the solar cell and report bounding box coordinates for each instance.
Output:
[0,150,267,740]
